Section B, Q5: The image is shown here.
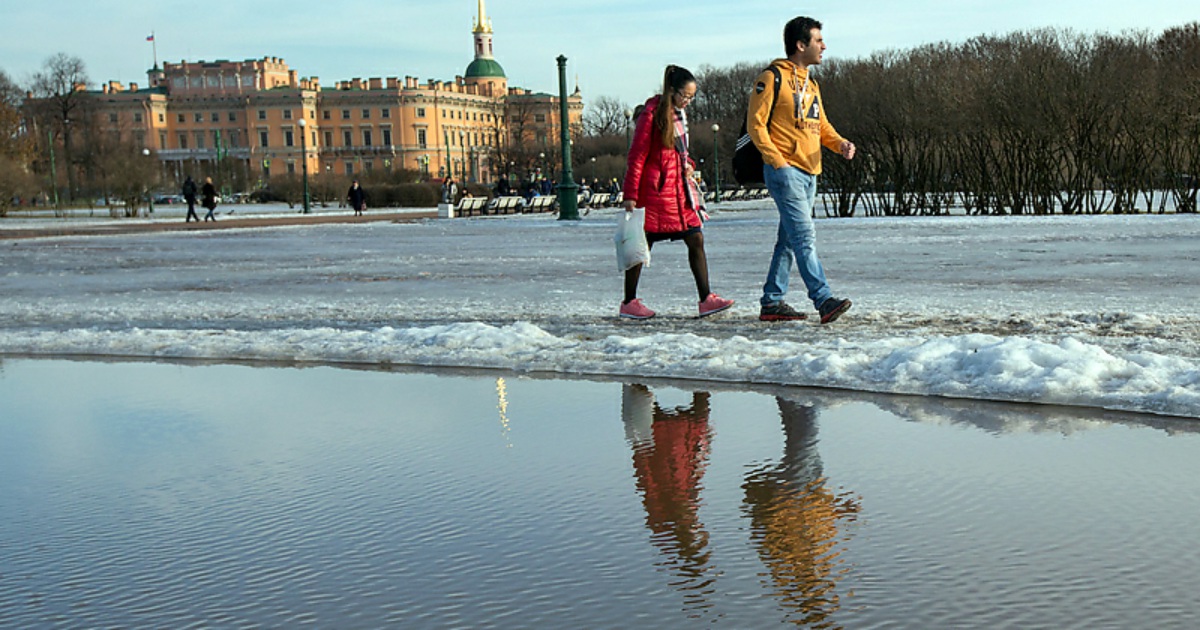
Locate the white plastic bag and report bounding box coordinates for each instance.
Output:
[615,208,651,271]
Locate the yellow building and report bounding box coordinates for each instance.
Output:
[89,0,582,187]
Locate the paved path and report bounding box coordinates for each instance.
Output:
[0,210,439,240]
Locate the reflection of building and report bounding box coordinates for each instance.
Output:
[742,397,861,628]
[82,0,582,185]
[621,384,717,614]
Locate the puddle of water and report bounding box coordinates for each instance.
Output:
[1,358,1198,628]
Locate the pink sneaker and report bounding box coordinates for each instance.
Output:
[698,293,734,317]
[619,299,656,320]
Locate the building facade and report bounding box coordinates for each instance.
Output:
[86,0,582,187]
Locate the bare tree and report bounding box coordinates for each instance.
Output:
[29,53,92,201]
[0,69,37,216]
[582,95,631,137]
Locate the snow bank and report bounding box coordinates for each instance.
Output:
[3,322,1196,418]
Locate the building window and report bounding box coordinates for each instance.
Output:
[228,112,237,122]
[416,107,426,118]
[159,132,166,149]
[287,162,296,175]
[158,113,165,123]
[108,113,118,123]
[133,112,143,123]
[194,113,203,123]
[345,161,354,175]
[535,114,546,123]
[283,109,292,120]
[417,128,427,148]
[324,131,333,146]
[194,132,206,149]
[382,128,392,146]
[381,108,390,119]
[177,113,185,123]
[178,133,188,149]
[284,129,294,147]
[363,129,373,147]
[343,130,352,146]
[362,109,370,119]
[342,109,350,120]
[323,110,330,120]
[363,160,373,173]
[259,130,269,147]
[211,112,219,122]
[258,110,267,120]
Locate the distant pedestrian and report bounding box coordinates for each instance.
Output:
[201,177,218,222]
[347,180,367,216]
[495,176,511,197]
[748,16,856,324]
[620,64,733,320]
[182,176,199,222]
[442,177,459,205]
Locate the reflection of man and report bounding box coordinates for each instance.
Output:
[621,384,716,611]
[742,396,861,627]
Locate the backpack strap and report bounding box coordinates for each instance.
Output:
[765,65,782,127]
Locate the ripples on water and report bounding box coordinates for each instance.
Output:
[2,359,1199,628]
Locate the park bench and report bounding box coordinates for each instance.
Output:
[488,195,523,215]
[526,195,557,213]
[455,196,489,217]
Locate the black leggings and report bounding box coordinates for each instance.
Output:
[624,230,710,303]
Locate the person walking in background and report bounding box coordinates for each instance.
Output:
[201,177,218,222]
[749,16,856,324]
[620,65,733,320]
[442,177,459,205]
[182,176,199,222]
[347,179,367,216]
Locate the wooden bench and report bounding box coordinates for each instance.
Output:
[454,196,489,217]
[526,195,557,213]
[488,195,523,215]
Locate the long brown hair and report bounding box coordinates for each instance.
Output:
[653,65,696,147]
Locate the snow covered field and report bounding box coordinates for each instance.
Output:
[2,200,1198,418]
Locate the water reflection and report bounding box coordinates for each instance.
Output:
[621,384,717,617]
[621,385,862,626]
[743,397,861,628]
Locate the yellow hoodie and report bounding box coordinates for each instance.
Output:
[746,59,846,176]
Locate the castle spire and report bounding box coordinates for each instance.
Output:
[473,0,493,34]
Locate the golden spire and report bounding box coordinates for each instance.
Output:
[473,0,493,34]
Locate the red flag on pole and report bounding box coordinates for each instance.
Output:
[146,34,155,41]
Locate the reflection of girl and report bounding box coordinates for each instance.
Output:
[619,65,733,320]
[621,384,716,611]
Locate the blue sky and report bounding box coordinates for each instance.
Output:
[2,0,1195,106]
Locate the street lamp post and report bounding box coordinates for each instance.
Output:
[47,128,60,213]
[554,55,580,220]
[459,131,467,182]
[711,123,720,204]
[624,109,633,147]
[443,129,451,179]
[298,118,311,213]
[142,148,154,215]
[589,156,596,184]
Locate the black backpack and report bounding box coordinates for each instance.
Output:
[732,66,782,186]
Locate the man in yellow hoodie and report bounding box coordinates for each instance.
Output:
[748,16,856,324]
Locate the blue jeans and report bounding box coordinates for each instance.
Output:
[760,164,833,309]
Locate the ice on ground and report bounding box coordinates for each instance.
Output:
[2,203,1199,418]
